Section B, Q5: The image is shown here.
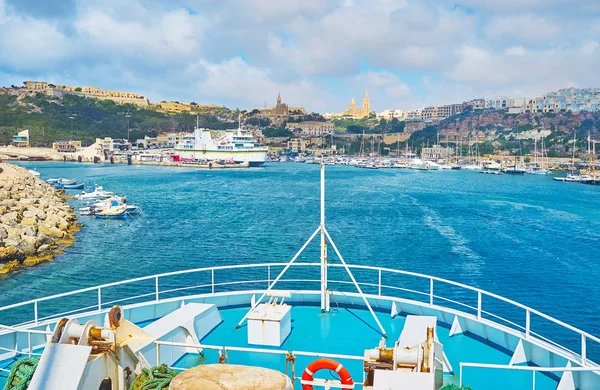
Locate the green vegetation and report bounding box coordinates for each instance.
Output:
[286,113,326,123]
[262,127,293,138]
[0,93,235,146]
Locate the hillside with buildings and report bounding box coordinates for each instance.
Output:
[2,79,600,159]
[0,91,238,147]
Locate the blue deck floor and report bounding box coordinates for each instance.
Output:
[0,305,561,389]
[176,305,560,389]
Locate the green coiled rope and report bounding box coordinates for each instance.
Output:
[2,357,39,390]
[130,364,178,390]
[440,385,473,390]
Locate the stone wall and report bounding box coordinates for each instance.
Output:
[0,163,80,274]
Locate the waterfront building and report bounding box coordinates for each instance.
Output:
[23,81,149,107]
[343,91,371,119]
[287,138,309,153]
[95,137,132,157]
[12,129,29,147]
[52,140,82,153]
[285,121,335,137]
[422,144,453,161]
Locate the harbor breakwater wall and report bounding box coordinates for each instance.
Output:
[0,163,80,274]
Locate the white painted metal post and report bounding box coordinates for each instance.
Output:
[211,269,215,294]
[156,343,161,365]
[267,265,271,287]
[459,364,463,386]
[97,287,102,311]
[526,309,531,339]
[378,269,382,296]
[324,228,387,337]
[532,370,535,390]
[477,291,482,320]
[429,278,434,306]
[34,301,38,324]
[582,334,587,365]
[236,226,321,328]
[320,164,330,312]
[27,332,32,357]
[155,276,159,302]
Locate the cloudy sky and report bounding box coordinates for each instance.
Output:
[1,0,599,112]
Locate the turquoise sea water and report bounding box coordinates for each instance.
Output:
[2,162,600,360]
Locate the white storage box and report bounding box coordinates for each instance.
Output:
[247,303,291,347]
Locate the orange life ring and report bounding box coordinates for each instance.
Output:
[301,358,354,390]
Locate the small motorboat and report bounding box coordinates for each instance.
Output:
[46,178,61,183]
[125,204,142,214]
[59,178,77,185]
[93,196,126,209]
[78,206,96,216]
[95,205,127,219]
[63,183,85,190]
[74,186,115,200]
[28,170,41,177]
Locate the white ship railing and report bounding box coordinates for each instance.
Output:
[0,262,599,367]
[155,340,364,389]
[459,362,600,389]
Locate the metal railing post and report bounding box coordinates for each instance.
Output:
[97,287,102,311]
[532,370,535,390]
[267,265,271,288]
[156,343,161,365]
[211,269,215,295]
[429,278,434,306]
[525,309,530,339]
[28,332,32,357]
[582,334,587,365]
[477,291,482,320]
[34,301,38,324]
[155,276,159,302]
[459,363,463,386]
[378,269,382,296]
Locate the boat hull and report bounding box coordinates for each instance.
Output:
[174,149,267,166]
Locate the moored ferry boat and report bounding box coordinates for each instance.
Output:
[0,165,599,390]
[174,127,268,167]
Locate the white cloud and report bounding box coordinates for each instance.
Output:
[75,7,202,59]
[0,0,6,25]
[0,14,69,70]
[448,43,600,100]
[196,57,331,110]
[484,15,562,43]
[505,46,527,56]
[582,41,598,56]
[355,71,411,99]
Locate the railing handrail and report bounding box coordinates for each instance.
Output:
[460,362,600,371]
[154,340,365,361]
[459,362,600,388]
[0,262,598,351]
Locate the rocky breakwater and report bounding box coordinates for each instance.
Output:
[0,163,80,274]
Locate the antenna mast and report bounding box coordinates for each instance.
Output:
[235,165,387,337]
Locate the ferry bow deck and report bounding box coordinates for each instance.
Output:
[0,262,599,389]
